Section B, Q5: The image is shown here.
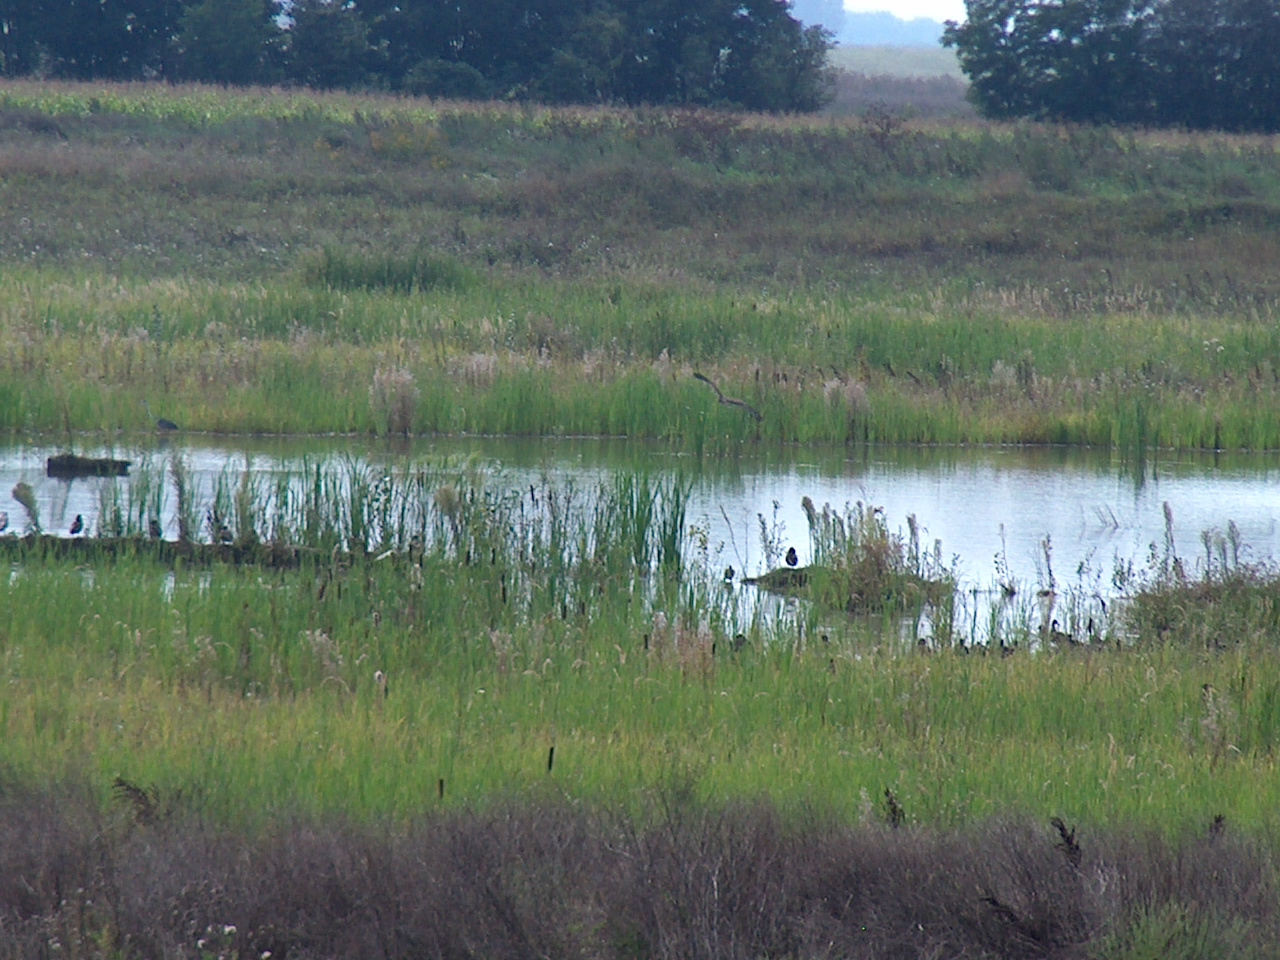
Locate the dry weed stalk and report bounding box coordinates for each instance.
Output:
[369,365,419,436]
[447,351,499,387]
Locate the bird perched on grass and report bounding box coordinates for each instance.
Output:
[785,546,799,567]
[69,514,84,536]
[693,373,762,422]
[1047,619,1077,646]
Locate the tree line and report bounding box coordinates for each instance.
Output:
[0,0,833,112]
[945,0,1280,132]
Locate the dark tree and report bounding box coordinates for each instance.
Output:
[1146,0,1280,131]
[31,0,183,79]
[945,0,1280,131]
[717,5,835,111]
[943,0,1153,122]
[283,0,375,90]
[363,0,832,110]
[0,0,42,76]
[0,0,833,111]
[175,0,282,84]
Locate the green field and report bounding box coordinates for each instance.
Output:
[4,82,1280,958]
[829,43,965,78]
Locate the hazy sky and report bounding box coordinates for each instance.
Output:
[844,0,967,23]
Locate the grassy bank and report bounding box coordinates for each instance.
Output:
[0,83,1278,447]
[6,573,1278,829]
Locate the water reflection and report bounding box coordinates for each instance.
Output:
[3,437,1279,600]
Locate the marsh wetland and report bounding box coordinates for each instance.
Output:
[4,83,1280,958]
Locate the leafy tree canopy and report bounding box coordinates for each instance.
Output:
[3,0,834,112]
[944,0,1280,131]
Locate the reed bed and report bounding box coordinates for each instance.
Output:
[3,266,1280,448]
[1,465,1279,836]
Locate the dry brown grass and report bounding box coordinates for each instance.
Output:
[0,83,1276,293]
[0,775,1274,960]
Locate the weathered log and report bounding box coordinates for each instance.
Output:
[46,454,132,479]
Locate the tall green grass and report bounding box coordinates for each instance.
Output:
[300,246,475,295]
[3,467,1280,832]
[3,266,1280,448]
[4,552,1280,829]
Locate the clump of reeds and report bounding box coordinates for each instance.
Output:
[369,365,419,437]
[1120,507,1280,649]
[10,481,39,533]
[798,497,953,616]
[169,456,196,543]
[300,246,471,294]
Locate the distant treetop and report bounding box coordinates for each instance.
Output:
[1,0,836,113]
[944,0,1280,132]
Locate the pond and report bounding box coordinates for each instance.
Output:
[3,437,1277,602]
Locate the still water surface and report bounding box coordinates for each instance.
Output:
[2,438,1278,595]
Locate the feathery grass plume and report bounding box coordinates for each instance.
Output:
[169,456,196,543]
[10,481,39,533]
[233,464,260,548]
[370,365,419,437]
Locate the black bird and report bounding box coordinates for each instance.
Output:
[693,372,763,422]
[148,518,162,539]
[723,565,735,583]
[143,399,179,433]
[208,509,233,544]
[0,511,7,533]
[785,546,799,567]
[69,514,84,536]
[1048,619,1077,646]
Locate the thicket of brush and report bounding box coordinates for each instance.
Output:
[0,779,1274,960]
